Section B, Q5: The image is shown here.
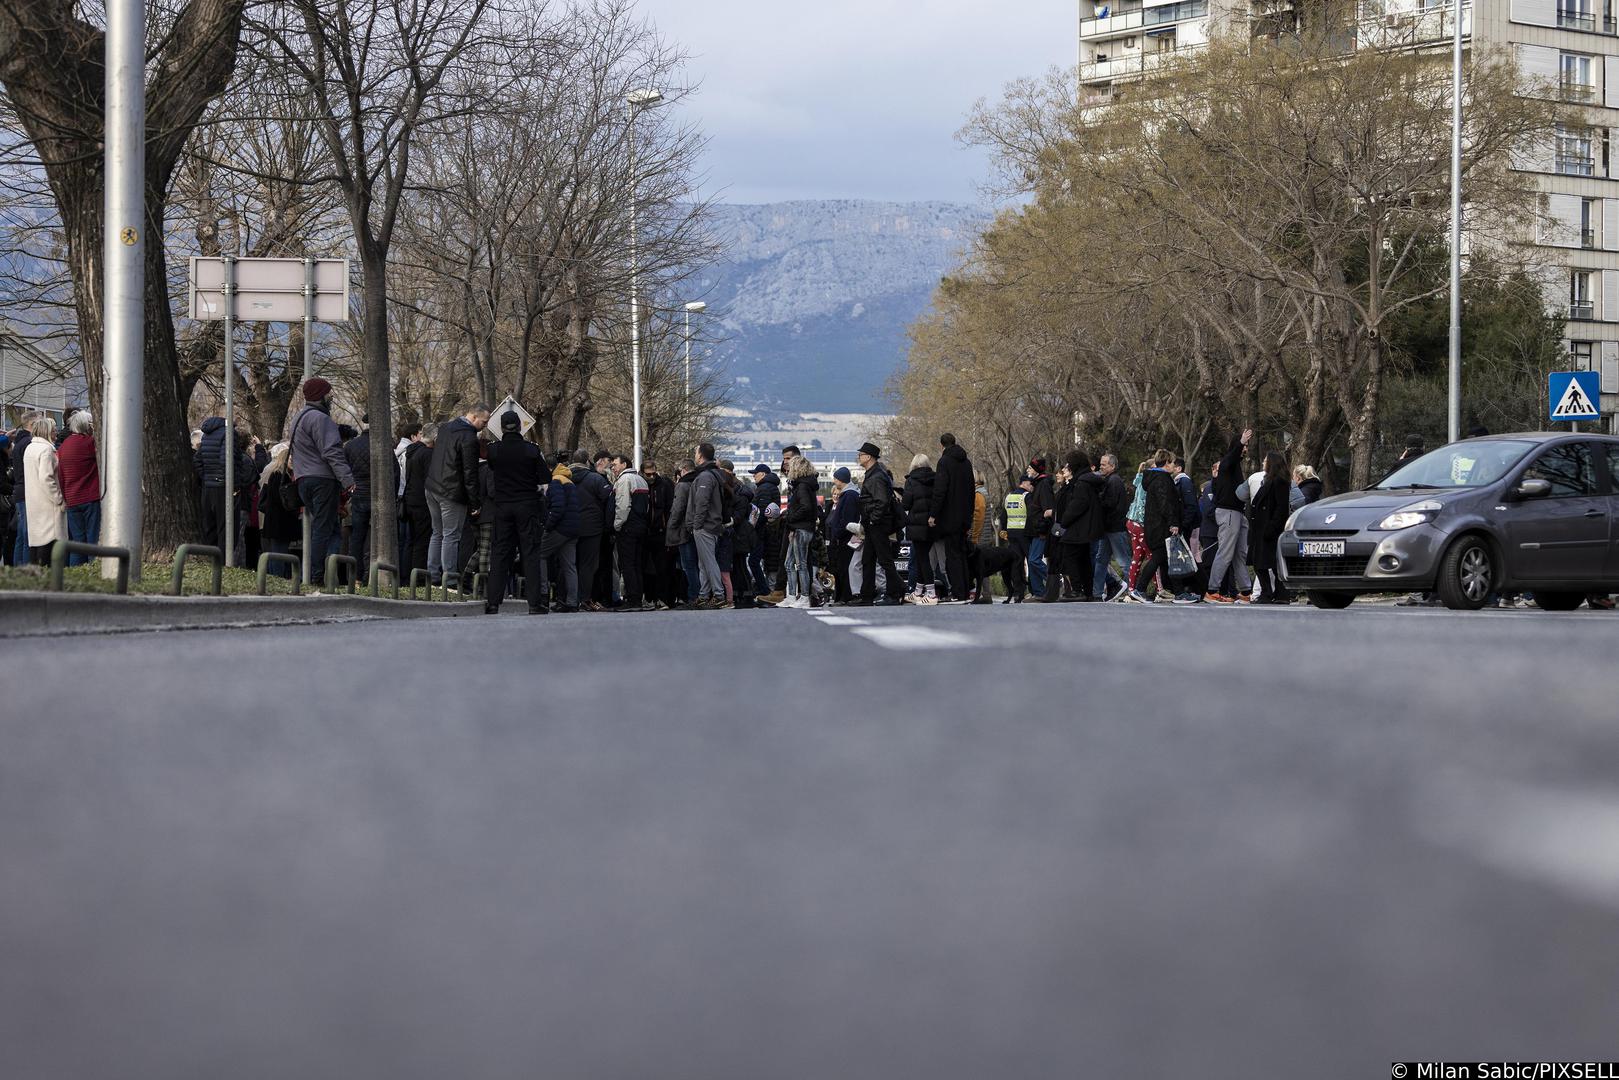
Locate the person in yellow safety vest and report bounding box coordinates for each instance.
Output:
[1002,485,1028,540]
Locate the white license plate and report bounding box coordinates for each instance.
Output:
[1299,540,1345,557]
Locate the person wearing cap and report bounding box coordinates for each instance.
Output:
[483,410,547,615]
[288,377,356,587]
[426,402,489,589]
[855,442,902,605]
[750,463,782,599]
[58,410,102,563]
[824,465,861,603]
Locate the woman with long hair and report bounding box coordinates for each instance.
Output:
[1250,450,1293,604]
[902,452,938,604]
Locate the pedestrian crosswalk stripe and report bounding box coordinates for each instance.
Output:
[815,616,868,626]
[850,626,974,651]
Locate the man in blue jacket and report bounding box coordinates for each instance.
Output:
[538,460,580,611]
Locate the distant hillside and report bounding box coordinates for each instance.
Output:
[690,200,989,414]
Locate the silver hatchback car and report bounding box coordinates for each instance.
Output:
[1279,434,1619,610]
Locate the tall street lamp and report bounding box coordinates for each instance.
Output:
[626,87,663,471]
[683,301,707,398]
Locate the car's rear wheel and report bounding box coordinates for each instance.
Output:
[1533,591,1585,612]
[1306,591,1355,610]
[1436,536,1493,611]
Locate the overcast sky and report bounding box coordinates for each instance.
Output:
[640,0,1074,207]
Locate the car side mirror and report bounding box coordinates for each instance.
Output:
[1512,478,1552,500]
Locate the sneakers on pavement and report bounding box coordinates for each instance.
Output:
[1172,592,1201,605]
[1124,589,1150,604]
[1203,592,1232,605]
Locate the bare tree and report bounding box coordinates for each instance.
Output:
[1,0,247,550]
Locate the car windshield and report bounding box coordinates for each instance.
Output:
[1376,440,1537,490]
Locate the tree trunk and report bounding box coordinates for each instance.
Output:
[360,262,399,574]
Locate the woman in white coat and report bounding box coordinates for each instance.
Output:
[22,415,65,564]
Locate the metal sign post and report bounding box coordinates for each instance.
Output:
[188,256,348,587]
[222,255,236,568]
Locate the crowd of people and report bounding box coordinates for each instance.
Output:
[0,378,1354,611]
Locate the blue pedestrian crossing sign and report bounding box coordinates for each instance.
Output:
[1549,370,1601,423]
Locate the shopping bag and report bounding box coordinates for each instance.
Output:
[1165,534,1196,579]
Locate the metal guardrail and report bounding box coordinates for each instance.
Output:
[324,554,358,595]
[168,544,223,596]
[369,560,400,600]
[409,568,437,601]
[49,540,132,594]
[256,552,302,595]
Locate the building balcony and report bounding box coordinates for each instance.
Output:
[1558,9,1596,32]
[1583,228,1598,248]
[1355,1,1471,49]
[1555,154,1597,176]
[1081,8,1144,39]
[1560,78,1597,102]
[1570,301,1596,320]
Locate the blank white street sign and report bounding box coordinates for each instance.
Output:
[491,395,536,437]
[189,257,350,323]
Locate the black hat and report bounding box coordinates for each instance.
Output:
[750,464,769,476]
[500,411,521,432]
[1405,434,1425,449]
[858,442,881,459]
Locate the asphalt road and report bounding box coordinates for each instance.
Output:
[3,601,1618,1079]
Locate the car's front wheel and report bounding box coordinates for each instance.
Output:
[1533,591,1585,612]
[1306,591,1355,610]
[1436,536,1493,611]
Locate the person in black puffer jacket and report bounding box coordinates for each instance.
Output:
[1130,448,1189,601]
[1046,450,1104,604]
[192,416,254,555]
[902,454,938,602]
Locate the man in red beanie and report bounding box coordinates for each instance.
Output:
[287,377,355,586]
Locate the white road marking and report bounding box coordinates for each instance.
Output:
[815,616,869,627]
[850,626,974,651]
[1417,777,1619,914]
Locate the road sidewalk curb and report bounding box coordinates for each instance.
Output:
[0,590,482,638]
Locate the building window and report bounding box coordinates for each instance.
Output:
[1581,198,1600,247]
[1561,53,1596,99]
[1124,36,1137,48]
[1571,340,1595,369]
[1571,271,1595,319]
[1556,124,1596,175]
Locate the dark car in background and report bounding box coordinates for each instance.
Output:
[1279,433,1619,610]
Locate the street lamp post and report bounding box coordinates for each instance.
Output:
[683,301,707,398]
[626,88,664,471]
[1447,0,1466,444]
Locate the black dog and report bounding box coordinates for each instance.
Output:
[971,542,1027,603]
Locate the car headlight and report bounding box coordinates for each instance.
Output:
[1373,500,1442,531]
[1284,509,1300,533]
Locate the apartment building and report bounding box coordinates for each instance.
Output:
[1079,0,1619,429]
